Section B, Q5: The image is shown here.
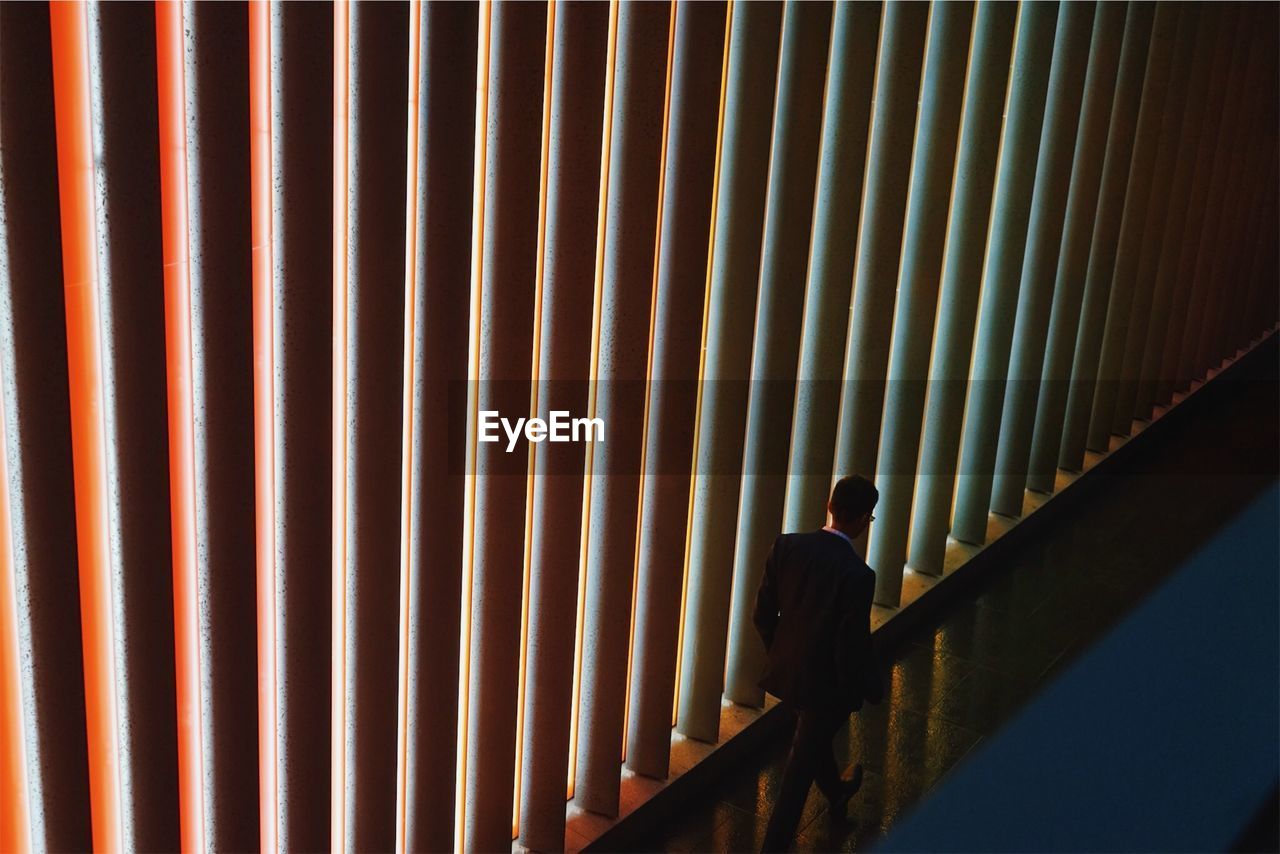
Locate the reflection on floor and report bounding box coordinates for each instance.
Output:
[629,342,1278,853]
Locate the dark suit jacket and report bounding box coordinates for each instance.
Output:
[752,529,882,714]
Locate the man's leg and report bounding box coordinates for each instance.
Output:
[810,709,846,801]
[762,709,830,852]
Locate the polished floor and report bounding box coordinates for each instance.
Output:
[626,340,1278,853]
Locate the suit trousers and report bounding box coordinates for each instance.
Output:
[761,704,850,852]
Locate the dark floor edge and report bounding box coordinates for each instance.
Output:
[583,331,1277,853]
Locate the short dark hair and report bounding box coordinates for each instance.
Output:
[829,474,878,523]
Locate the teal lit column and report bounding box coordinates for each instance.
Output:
[723,0,833,710]
[954,2,1095,538]
[907,0,1019,577]
[864,1,973,606]
[1055,3,1156,474]
[782,2,881,532]
[996,1,1124,505]
[1155,5,1236,406]
[1110,6,1199,436]
[667,0,780,749]
[1135,9,1220,420]
[1086,3,1178,453]
[832,0,929,603]
[949,1,1069,547]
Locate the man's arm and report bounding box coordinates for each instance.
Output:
[752,537,782,650]
[836,569,881,703]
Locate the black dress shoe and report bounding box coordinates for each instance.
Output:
[825,764,864,819]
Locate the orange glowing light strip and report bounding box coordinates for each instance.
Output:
[248,2,279,850]
[670,3,732,732]
[455,3,493,847]
[155,3,207,850]
[394,3,423,851]
[0,325,30,854]
[512,0,557,837]
[567,0,619,797]
[48,3,124,850]
[621,0,678,760]
[331,2,351,850]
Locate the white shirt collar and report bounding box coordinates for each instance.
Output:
[822,525,855,549]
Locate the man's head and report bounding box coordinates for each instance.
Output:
[828,474,878,539]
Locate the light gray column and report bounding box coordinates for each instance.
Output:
[399,4,478,851]
[723,0,833,709]
[627,0,728,766]
[1083,4,1176,453]
[461,4,546,851]
[997,1,1124,504]
[1155,5,1236,405]
[1055,3,1156,473]
[1110,5,1198,435]
[573,2,669,819]
[907,0,1019,577]
[831,0,929,587]
[1135,8,1219,420]
[956,2,1095,532]
[781,2,882,533]
[949,1,1070,546]
[517,4,608,850]
[671,1,781,746]
[864,2,973,606]
[675,0,783,747]
[1177,12,1249,388]
[334,6,410,851]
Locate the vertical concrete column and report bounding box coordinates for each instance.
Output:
[781,2,881,532]
[952,2,1094,542]
[1199,23,1266,375]
[459,3,545,850]
[908,1,1019,577]
[669,2,781,747]
[1054,4,1157,473]
[832,0,929,584]
[397,4,478,850]
[864,2,973,606]
[995,1,1124,505]
[1135,9,1219,420]
[252,5,334,850]
[1110,6,1198,435]
[0,6,88,849]
[332,5,410,850]
[515,4,607,851]
[573,2,669,819]
[1177,12,1250,388]
[1155,5,1236,405]
[723,0,833,709]
[1083,4,1176,453]
[628,0,727,766]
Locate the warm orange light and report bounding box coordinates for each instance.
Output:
[49,3,124,850]
[455,3,493,848]
[248,2,279,851]
[154,3,206,851]
[394,3,422,852]
[512,0,558,838]
[568,0,620,799]
[331,2,351,850]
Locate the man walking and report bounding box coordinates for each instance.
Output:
[754,474,884,851]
